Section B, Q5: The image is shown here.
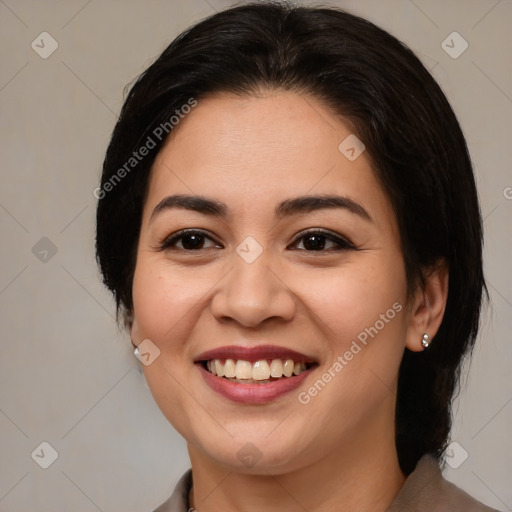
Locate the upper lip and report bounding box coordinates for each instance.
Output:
[194,345,317,364]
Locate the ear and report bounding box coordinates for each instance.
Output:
[405,259,449,352]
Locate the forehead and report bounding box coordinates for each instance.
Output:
[145,91,394,227]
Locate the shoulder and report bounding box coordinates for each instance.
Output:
[153,469,192,512]
[388,454,502,512]
[155,458,501,512]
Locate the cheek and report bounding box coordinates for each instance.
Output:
[294,255,407,348]
[131,259,208,437]
[293,253,409,413]
[131,258,208,345]
[290,263,407,430]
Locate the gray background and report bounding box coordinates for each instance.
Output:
[0,0,510,510]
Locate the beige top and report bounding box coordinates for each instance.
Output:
[154,454,501,511]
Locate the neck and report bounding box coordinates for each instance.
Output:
[187,402,406,512]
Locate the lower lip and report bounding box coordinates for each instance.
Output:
[197,363,314,404]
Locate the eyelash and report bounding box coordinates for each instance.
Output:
[158,228,356,253]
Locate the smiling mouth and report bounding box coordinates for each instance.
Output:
[202,358,316,384]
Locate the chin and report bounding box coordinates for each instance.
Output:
[189,428,313,475]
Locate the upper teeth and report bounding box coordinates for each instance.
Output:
[207,359,308,380]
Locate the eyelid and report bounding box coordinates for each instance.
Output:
[157,227,356,252]
[288,228,356,250]
[158,228,223,250]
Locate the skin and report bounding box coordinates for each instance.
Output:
[130,90,448,512]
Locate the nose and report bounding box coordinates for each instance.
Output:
[210,249,296,328]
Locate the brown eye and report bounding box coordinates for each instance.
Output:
[160,230,221,251]
[289,230,355,252]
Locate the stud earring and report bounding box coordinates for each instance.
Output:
[421,333,430,348]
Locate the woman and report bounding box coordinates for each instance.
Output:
[96,2,500,511]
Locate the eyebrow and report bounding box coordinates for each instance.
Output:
[150,193,372,222]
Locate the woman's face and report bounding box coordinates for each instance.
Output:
[131,90,415,473]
